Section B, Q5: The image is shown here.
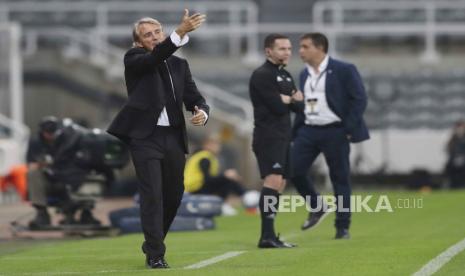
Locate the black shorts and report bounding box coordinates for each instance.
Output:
[253,139,290,179]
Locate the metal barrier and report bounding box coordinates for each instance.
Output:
[0,23,29,204]
[0,2,256,132]
[313,0,465,62]
[0,22,23,127]
[194,79,253,135]
[0,1,260,60]
[3,1,465,63]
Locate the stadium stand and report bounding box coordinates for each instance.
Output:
[0,0,464,182]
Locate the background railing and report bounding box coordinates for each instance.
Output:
[1,1,464,176]
[313,1,465,62]
[0,1,260,60]
[0,22,28,204]
[2,1,465,64]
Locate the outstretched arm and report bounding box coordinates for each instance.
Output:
[124,9,206,73]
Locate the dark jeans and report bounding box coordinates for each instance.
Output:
[291,124,351,229]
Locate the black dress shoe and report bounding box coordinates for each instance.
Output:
[258,235,297,249]
[146,256,170,269]
[335,228,350,239]
[301,206,329,231]
[141,243,169,269]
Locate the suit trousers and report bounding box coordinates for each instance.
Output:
[129,126,185,258]
[291,124,351,229]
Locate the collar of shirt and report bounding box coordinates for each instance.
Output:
[266,59,286,70]
[306,55,329,76]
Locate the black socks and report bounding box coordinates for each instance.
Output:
[259,187,280,239]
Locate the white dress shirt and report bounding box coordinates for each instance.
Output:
[157,32,208,126]
[304,55,341,125]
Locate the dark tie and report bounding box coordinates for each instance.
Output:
[159,61,183,127]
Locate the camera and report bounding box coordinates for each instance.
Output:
[25,117,130,229]
[75,127,129,172]
[38,116,129,174]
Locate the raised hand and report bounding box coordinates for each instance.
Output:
[175,9,206,38]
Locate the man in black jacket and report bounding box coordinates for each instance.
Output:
[292,33,369,239]
[249,33,304,248]
[107,10,208,269]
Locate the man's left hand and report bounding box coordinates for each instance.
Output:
[175,9,207,38]
[291,90,304,102]
[190,106,206,126]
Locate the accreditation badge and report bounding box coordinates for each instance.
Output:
[306,98,319,115]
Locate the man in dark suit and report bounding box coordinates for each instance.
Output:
[107,10,208,269]
[291,33,370,239]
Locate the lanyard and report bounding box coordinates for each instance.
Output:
[309,69,327,93]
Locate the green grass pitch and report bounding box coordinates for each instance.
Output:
[1,190,465,275]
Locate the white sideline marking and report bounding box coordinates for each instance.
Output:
[1,229,310,275]
[9,270,150,276]
[281,231,301,241]
[412,237,465,276]
[5,250,247,275]
[1,250,226,260]
[184,251,246,269]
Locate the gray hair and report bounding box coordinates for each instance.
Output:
[132,17,162,46]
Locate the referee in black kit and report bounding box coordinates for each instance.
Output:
[249,34,304,248]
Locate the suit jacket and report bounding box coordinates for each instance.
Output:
[293,57,370,143]
[107,37,209,153]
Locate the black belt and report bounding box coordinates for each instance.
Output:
[155,125,182,132]
[305,122,343,129]
[156,125,182,128]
